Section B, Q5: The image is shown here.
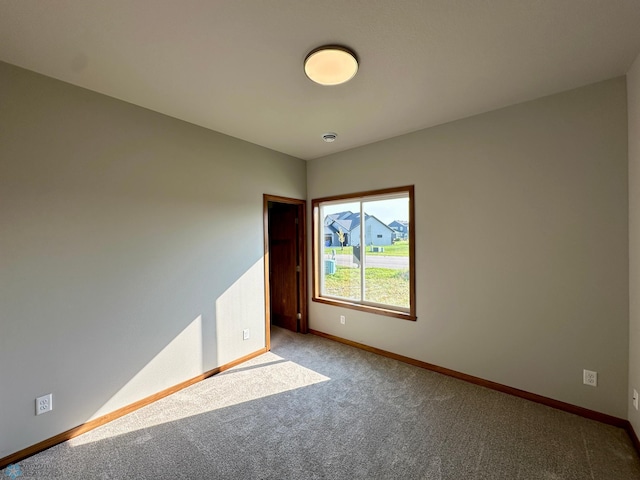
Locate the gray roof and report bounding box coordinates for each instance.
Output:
[325,211,394,233]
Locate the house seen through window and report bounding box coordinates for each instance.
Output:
[312,186,416,320]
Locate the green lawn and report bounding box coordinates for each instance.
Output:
[325,245,354,255]
[323,266,409,307]
[324,240,409,257]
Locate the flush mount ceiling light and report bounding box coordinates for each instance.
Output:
[304,46,358,86]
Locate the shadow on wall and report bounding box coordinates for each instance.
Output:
[86,258,267,422]
[88,314,205,420]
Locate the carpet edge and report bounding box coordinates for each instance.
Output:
[308,329,634,435]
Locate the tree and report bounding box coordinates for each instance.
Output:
[337,229,345,250]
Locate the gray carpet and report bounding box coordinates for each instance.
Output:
[3,326,640,479]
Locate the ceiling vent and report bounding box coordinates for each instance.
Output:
[322,132,337,143]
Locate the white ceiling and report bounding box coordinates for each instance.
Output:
[2,1,640,160]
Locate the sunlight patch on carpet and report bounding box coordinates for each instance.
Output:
[68,352,329,446]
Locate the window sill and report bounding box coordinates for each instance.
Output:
[312,296,417,321]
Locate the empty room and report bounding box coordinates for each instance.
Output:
[3,1,640,479]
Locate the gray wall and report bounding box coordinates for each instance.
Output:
[308,78,629,417]
[629,53,640,432]
[0,62,306,458]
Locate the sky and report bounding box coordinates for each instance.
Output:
[322,197,408,225]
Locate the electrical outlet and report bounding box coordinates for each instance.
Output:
[36,394,53,415]
[633,389,639,410]
[340,315,345,325]
[583,369,597,387]
[243,329,250,340]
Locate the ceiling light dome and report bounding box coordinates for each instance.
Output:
[304,46,358,86]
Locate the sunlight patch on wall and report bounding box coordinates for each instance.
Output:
[69,352,329,446]
[87,315,204,420]
[214,258,265,367]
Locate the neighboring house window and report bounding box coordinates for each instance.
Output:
[312,186,416,320]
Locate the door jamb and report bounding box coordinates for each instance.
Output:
[263,194,308,351]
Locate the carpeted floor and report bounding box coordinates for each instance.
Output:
[3,326,640,479]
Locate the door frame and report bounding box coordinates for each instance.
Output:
[263,194,308,350]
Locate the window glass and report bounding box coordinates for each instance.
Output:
[313,186,415,320]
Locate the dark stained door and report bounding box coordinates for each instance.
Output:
[268,202,299,332]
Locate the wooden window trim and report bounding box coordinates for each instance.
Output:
[312,185,416,321]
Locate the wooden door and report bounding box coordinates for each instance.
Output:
[268,202,299,332]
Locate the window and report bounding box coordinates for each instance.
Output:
[312,186,416,320]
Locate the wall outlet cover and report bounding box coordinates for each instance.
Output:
[583,369,597,387]
[36,394,53,415]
